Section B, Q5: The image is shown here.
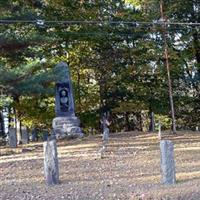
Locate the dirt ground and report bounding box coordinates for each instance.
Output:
[1,131,200,200]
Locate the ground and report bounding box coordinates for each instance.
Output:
[1,131,200,200]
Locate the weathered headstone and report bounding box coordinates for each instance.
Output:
[52,62,83,138]
[160,140,176,185]
[43,130,49,141]
[8,128,17,148]
[21,126,29,144]
[31,128,37,141]
[102,125,109,147]
[99,115,110,158]
[43,139,59,185]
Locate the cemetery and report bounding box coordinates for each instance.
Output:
[1,132,200,199]
[0,0,200,199]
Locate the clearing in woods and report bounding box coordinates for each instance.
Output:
[1,131,200,200]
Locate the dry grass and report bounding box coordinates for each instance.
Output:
[1,131,200,200]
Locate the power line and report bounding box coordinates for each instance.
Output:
[0,19,200,26]
[56,28,194,38]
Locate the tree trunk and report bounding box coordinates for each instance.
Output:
[99,80,104,116]
[136,112,142,131]
[15,110,22,144]
[77,68,82,110]
[124,112,130,131]
[193,31,200,74]
[99,77,108,118]
[149,111,155,132]
[0,111,5,136]
[8,107,12,128]
[13,95,22,143]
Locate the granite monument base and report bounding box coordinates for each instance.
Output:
[52,116,83,139]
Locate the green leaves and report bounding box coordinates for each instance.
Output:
[0,0,199,130]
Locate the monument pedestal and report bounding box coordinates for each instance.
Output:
[52,116,83,139]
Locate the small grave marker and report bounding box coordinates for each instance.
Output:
[21,126,29,144]
[43,139,59,185]
[8,128,17,148]
[99,114,110,158]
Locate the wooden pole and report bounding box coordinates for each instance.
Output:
[160,0,176,134]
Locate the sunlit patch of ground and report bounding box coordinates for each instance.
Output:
[1,131,200,199]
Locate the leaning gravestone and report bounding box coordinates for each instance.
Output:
[160,140,176,185]
[8,128,17,148]
[99,115,110,158]
[42,130,49,141]
[43,139,59,185]
[102,117,109,147]
[31,128,37,141]
[21,126,29,144]
[52,62,83,138]
[99,127,109,159]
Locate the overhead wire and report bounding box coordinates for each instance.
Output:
[0,19,200,26]
[0,19,199,40]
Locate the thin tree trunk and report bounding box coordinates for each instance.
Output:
[193,31,200,74]
[8,107,12,127]
[77,68,81,109]
[0,111,4,135]
[124,112,130,131]
[99,78,104,116]
[149,111,155,132]
[15,111,22,144]
[136,112,142,131]
[13,96,22,143]
[160,0,176,134]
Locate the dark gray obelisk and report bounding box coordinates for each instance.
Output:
[52,62,83,138]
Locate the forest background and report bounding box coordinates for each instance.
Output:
[0,0,199,137]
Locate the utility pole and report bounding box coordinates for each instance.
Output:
[160,0,176,134]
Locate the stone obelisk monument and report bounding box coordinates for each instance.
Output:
[52,62,83,138]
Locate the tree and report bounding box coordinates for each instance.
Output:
[1,0,199,134]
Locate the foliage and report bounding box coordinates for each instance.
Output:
[0,0,199,132]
